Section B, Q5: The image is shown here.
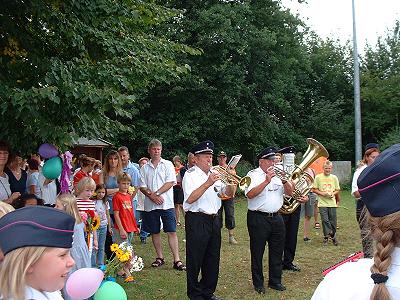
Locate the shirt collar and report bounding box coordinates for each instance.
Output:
[25,286,61,300]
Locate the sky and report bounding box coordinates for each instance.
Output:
[281,0,400,53]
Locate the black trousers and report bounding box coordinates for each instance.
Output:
[282,205,301,267]
[218,198,235,230]
[247,210,285,288]
[185,212,221,300]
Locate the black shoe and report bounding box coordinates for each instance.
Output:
[283,264,301,272]
[209,295,223,300]
[268,283,286,291]
[254,286,266,294]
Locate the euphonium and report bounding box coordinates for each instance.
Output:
[277,138,329,214]
[210,165,251,190]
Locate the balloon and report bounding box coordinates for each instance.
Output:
[66,268,104,300]
[42,157,62,180]
[94,281,127,300]
[38,143,59,159]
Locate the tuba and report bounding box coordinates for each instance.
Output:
[277,138,329,214]
[210,165,251,191]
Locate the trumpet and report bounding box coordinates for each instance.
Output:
[210,165,251,190]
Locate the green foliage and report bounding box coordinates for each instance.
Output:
[361,21,400,143]
[0,0,198,153]
[123,1,354,161]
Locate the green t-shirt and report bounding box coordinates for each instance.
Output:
[313,173,340,207]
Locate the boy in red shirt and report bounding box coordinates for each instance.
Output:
[113,172,139,245]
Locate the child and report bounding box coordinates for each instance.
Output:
[55,193,91,300]
[113,172,139,245]
[91,184,112,267]
[0,206,75,300]
[113,172,139,282]
[312,160,340,245]
[75,177,98,255]
[11,193,44,208]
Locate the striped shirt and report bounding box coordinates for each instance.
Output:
[76,198,96,212]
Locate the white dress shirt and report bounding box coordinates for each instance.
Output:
[244,167,284,213]
[351,165,367,198]
[139,158,176,212]
[182,165,224,215]
[311,247,400,300]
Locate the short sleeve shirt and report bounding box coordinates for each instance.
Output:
[26,172,41,198]
[351,165,367,198]
[244,167,284,213]
[0,174,11,201]
[112,192,138,233]
[140,158,176,212]
[313,173,340,207]
[123,161,140,187]
[182,165,224,215]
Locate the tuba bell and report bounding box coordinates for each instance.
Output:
[276,138,329,214]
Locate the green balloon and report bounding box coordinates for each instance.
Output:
[42,157,62,180]
[94,281,127,300]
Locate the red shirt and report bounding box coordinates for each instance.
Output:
[73,170,91,186]
[112,192,139,233]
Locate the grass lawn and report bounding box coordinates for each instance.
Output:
[124,191,361,299]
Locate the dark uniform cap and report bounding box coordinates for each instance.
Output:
[191,140,214,155]
[0,206,75,255]
[257,147,278,160]
[277,146,296,154]
[365,143,379,152]
[357,144,400,217]
[217,151,227,157]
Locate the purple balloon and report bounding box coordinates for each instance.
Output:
[66,268,104,300]
[38,143,59,159]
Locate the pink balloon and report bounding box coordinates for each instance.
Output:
[66,268,104,300]
[38,143,59,159]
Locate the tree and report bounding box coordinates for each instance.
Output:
[0,0,199,153]
[361,21,400,144]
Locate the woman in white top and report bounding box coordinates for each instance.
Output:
[312,143,400,300]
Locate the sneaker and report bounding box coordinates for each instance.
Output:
[332,238,339,246]
[303,237,311,242]
[229,235,238,245]
[314,222,321,229]
[323,237,328,245]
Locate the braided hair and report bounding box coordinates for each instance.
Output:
[368,211,400,300]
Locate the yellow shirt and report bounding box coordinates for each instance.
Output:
[313,173,340,207]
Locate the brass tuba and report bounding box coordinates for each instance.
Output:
[277,138,329,214]
[210,165,251,191]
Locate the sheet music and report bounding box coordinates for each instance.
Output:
[228,154,242,168]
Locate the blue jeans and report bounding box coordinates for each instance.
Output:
[92,225,107,267]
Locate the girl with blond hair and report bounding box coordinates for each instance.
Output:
[0,206,75,300]
[312,144,400,300]
[55,193,90,300]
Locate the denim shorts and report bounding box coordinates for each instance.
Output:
[142,208,176,234]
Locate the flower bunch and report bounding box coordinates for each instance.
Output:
[80,210,100,232]
[128,186,135,195]
[105,242,135,279]
[129,256,144,272]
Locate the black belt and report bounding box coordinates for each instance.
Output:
[249,210,279,217]
[187,211,219,218]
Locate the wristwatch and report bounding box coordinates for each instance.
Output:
[155,191,161,196]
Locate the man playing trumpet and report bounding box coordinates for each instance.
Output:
[245,147,294,295]
[183,140,235,300]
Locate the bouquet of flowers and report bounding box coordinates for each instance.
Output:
[80,210,100,249]
[104,242,144,283]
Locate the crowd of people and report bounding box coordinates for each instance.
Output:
[0,138,399,300]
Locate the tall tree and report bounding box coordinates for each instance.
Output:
[361,21,400,144]
[0,0,199,152]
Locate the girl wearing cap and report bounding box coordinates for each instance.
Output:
[311,143,400,300]
[0,206,75,300]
